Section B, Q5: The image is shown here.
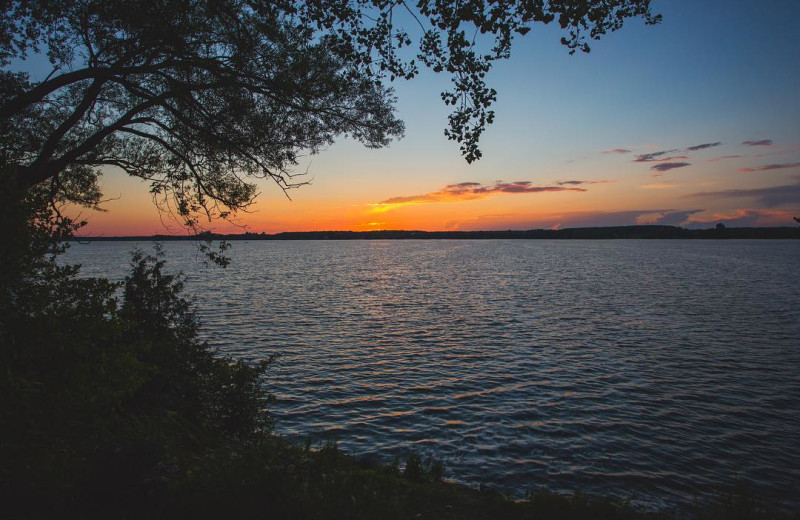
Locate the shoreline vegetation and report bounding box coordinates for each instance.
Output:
[73,225,800,241]
[64,434,797,520]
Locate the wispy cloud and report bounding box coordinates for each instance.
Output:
[711,151,794,162]
[650,162,691,174]
[452,208,725,231]
[449,209,669,231]
[371,181,586,212]
[634,150,681,162]
[738,162,800,172]
[602,148,631,154]
[686,142,722,151]
[448,206,796,231]
[640,209,705,226]
[687,182,800,207]
[556,179,615,186]
[742,139,774,147]
[641,183,677,189]
[709,154,744,162]
[685,209,796,228]
[635,142,721,162]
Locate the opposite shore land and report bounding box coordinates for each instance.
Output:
[74,225,800,241]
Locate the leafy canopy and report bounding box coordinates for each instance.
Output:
[1,0,659,227]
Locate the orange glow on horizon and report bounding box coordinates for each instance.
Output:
[71,134,800,237]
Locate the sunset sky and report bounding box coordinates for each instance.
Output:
[61,0,800,235]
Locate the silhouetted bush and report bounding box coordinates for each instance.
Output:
[402,452,445,483]
[0,189,273,516]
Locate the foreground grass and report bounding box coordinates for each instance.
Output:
[90,436,656,519]
[51,435,787,520]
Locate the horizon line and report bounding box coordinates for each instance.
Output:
[71,224,799,241]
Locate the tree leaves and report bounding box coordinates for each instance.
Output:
[1,0,660,226]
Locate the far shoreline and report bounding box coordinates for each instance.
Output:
[72,224,800,241]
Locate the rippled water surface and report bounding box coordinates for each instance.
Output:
[66,239,800,510]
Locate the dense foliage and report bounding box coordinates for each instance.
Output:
[0,188,273,516]
[1,0,659,228]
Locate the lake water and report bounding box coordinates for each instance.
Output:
[65,239,800,511]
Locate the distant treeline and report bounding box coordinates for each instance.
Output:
[75,225,800,241]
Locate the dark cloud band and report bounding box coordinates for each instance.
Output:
[688,182,800,208]
[556,179,615,186]
[634,150,678,162]
[650,162,691,173]
[686,142,722,151]
[738,162,800,172]
[377,181,587,206]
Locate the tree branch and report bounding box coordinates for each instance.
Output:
[29,79,107,169]
[17,99,158,187]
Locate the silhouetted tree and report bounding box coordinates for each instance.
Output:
[0,188,274,512]
[2,0,659,228]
